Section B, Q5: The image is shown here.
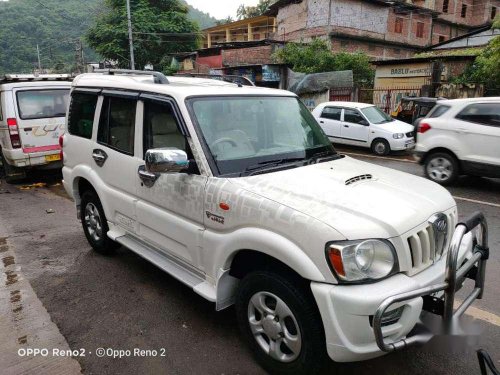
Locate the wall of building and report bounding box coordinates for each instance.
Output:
[331,38,414,59]
[330,0,389,35]
[222,45,275,67]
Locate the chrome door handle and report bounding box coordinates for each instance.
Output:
[138,165,159,188]
[92,149,108,167]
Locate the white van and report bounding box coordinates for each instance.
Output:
[0,74,71,182]
[312,102,415,155]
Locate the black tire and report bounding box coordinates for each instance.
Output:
[424,152,459,186]
[371,139,391,156]
[80,189,120,254]
[235,270,328,375]
[0,151,26,183]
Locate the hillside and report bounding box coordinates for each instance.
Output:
[0,0,217,75]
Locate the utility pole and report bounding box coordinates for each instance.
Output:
[75,40,84,74]
[36,44,42,72]
[126,0,135,70]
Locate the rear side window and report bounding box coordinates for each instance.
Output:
[98,96,137,154]
[456,103,500,127]
[321,107,342,121]
[68,93,98,139]
[427,105,450,118]
[17,89,69,120]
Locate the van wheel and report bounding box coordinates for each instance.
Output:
[0,152,26,183]
[424,152,459,186]
[80,189,119,254]
[371,139,390,156]
[235,271,327,375]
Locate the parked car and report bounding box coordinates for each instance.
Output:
[414,97,500,185]
[312,102,415,156]
[391,96,441,125]
[0,74,71,182]
[62,70,488,374]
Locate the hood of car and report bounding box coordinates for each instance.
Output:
[374,120,414,134]
[230,156,455,240]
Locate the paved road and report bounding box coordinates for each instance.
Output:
[0,151,499,375]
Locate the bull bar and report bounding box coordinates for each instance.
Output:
[373,211,489,352]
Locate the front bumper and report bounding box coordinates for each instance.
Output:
[311,212,488,363]
[390,138,415,151]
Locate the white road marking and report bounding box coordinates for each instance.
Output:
[342,152,417,163]
[453,196,500,208]
[455,303,500,327]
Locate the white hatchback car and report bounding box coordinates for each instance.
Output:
[414,97,500,185]
[312,102,415,155]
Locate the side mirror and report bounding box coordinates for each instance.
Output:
[360,119,369,126]
[145,148,189,174]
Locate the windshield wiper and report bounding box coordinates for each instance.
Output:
[307,151,341,164]
[244,157,305,175]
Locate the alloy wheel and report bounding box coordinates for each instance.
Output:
[247,291,302,363]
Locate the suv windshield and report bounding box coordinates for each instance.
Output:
[188,96,338,176]
[17,89,69,120]
[361,106,394,124]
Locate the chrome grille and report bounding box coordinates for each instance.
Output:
[406,211,457,274]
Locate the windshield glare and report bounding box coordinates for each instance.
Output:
[361,106,393,124]
[189,96,336,176]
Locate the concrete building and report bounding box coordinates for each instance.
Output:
[202,16,277,48]
[266,0,499,59]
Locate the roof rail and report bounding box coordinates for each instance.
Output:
[174,72,255,87]
[94,69,170,84]
[1,74,72,83]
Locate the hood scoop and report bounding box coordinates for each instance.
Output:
[345,174,373,186]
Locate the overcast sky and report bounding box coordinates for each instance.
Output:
[187,0,261,20]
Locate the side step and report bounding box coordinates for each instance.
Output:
[113,234,216,302]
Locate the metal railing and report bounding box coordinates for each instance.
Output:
[373,211,489,352]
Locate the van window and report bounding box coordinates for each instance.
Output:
[456,103,500,127]
[98,96,136,154]
[16,89,69,120]
[143,100,186,156]
[321,107,342,121]
[68,93,98,139]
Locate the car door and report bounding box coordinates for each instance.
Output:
[134,95,207,269]
[317,106,343,141]
[92,91,144,235]
[340,108,370,146]
[455,102,500,166]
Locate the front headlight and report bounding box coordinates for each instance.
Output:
[326,239,398,283]
[393,133,404,139]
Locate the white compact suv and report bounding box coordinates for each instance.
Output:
[62,70,489,374]
[312,102,415,156]
[414,97,500,185]
[0,74,71,182]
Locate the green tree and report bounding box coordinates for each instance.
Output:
[86,0,200,70]
[273,39,374,86]
[454,18,500,94]
[236,0,276,20]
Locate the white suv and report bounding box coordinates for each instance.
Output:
[414,97,500,185]
[312,102,415,155]
[0,74,71,182]
[62,70,489,374]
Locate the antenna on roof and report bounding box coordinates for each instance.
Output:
[94,69,170,84]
